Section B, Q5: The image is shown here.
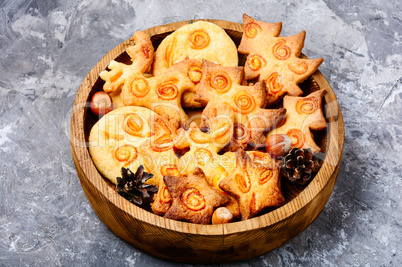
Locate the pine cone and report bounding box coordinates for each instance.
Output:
[281,148,320,185]
[116,165,158,205]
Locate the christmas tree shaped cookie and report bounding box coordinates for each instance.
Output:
[196,60,286,150]
[219,149,285,220]
[238,14,324,106]
[267,89,327,153]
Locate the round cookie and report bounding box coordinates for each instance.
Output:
[152,21,239,108]
[88,105,171,185]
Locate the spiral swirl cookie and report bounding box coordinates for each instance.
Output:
[152,21,239,108]
[238,14,324,106]
[99,31,154,109]
[267,89,327,153]
[120,59,203,129]
[218,149,285,221]
[174,121,240,218]
[89,106,160,185]
[196,60,286,150]
[163,167,231,224]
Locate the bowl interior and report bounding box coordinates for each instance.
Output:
[84,23,328,209]
[74,20,343,233]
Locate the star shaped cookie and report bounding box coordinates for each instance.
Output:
[163,168,231,224]
[136,115,182,215]
[120,59,203,129]
[238,14,324,106]
[219,149,285,220]
[196,60,286,150]
[267,89,327,153]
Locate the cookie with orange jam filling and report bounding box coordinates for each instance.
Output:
[174,121,240,218]
[267,89,327,153]
[89,106,162,185]
[164,167,231,224]
[152,21,238,108]
[196,60,286,150]
[120,59,203,129]
[219,149,285,221]
[238,14,324,106]
[138,138,180,215]
[99,31,154,109]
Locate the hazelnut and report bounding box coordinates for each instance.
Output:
[265,134,291,159]
[90,91,113,117]
[212,207,233,224]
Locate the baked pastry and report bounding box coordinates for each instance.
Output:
[238,14,324,106]
[89,106,157,185]
[152,21,239,108]
[99,31,154,109]
[138,138,180,215]
[121,59,203,129]
[219,149,285,220]
[267,89,327,153]
[196,60,286,150]
[175,122,240,218]
[88,105,181,215]
[163,168,231,224]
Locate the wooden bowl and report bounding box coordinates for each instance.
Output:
[70,19,344,264]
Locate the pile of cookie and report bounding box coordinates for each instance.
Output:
[88,14,327,224]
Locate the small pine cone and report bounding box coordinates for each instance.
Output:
[116,166,158,205]
[281,148,320,185]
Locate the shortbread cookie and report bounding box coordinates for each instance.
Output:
[196,60,286,150]
[218,149,285,220]
[175,121,240,218]
[88,105,180,215]
[138,138,180,215]
[164,167,231,224]
[267,89,327,153]
[99,31,154,108]
[152,21,238,108]
[238,14,323,106]
[121,59,203,128]
[89,106,159,185]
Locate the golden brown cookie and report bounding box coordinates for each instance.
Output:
[152,21,238,108]
[174,121,240,218]
[196,60,286,150]
[238,14,323,106]
[120,59,203,128]
[139,138,180,215]
[218,149,285,220]
[89,106,161,185]
[163,167,231,224]
[99,31,154,108]
[267,89,327,153]
[88,105,181,215]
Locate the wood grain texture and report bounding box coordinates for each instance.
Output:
[70,19,344,264]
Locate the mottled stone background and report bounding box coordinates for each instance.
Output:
[0,0,401,266]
